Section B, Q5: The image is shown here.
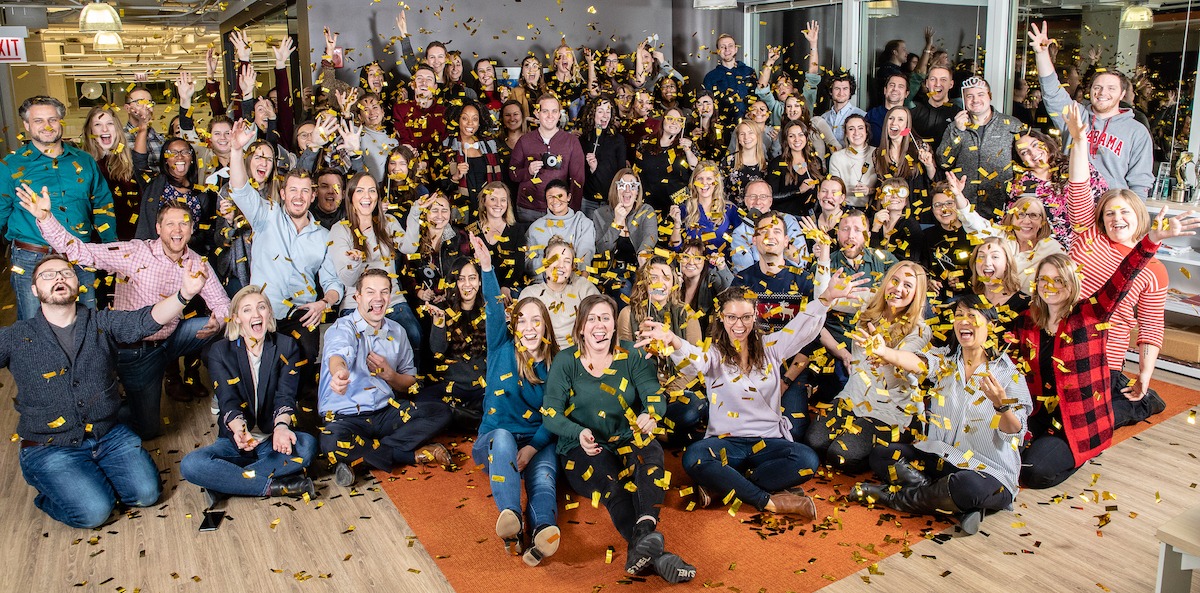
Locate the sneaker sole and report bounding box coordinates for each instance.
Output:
[522,525,560,566]
[655,552,697,583]
[959,510,982,535]
[334,464,354,488]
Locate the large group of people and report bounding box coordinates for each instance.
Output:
[1,14,1197,584]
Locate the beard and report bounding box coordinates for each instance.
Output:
[36,284,77,306]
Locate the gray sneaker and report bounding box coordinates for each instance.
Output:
[210,395,219,415]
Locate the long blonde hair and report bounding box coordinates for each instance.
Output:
[732,121,765,169]
[858,261,928,347]
[970,236,1022,295]
[82,105,134,182]
[684,161,727,228]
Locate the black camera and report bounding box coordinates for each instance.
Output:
[541,152,562,170]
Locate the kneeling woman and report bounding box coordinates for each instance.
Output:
[804,261,931,473]
[639,275,867,518]
[1016,208,1198,489]
[543,295,697,584]
[182,285,318,504]
[469,235,562,566]
[850,295,1031,535]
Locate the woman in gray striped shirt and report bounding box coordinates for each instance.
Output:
[848,294,1031,535]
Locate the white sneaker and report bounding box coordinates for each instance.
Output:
[210,395,219,415]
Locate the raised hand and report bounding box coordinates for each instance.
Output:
[395,10,408,38]
[180,259,207,300]
[819,270,869,305]
[924,26,934,46]
[803,20,819,46]
[323,27,338,58]
[231,119,257,152]
[273,36,295,70]
[468,232,493,271]
[330,366,350,394]
[338,119,361,153]
[16,184,51,221]
[979,373,1006,408]
[229,29,251,63]
[765,45,781,66]
[175,71,195,109]
[238,63,257,97]
[205,47,219,81]
[1063,102,1088,142]
[1148,208,1200,244]
[311,112,339,148]
[1028,21,1052,53]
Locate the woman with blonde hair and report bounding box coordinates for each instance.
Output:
[467,181,527,300]
[720,120,767,204]
[804,260,931,473]
[83,105,145,240]
[181,285,317,505]
[968,236,1029,336]
[668,162,741,258]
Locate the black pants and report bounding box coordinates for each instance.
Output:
[277,312,323,394]
[803,405,904,474]
[416,381,485,433]
[562,438,666,544]
[869,443,1014,511]
[320,402,452,470]
[1019,410,1079,489]
[1111,370,1161,428]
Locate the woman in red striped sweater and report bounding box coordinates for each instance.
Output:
[1062,102,1170,428]
[1017,205,1198,489]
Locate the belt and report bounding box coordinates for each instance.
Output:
[118,338,166,350]
[21,439,40,448]
[13,240,51,254]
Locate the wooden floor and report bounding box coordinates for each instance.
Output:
[3,262,1200,592]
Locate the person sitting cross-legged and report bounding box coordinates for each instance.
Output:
[181,285,318,507]
[318,269,453,488]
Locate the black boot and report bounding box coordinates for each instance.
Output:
[626,519,660,576]
[268,475,316,498]
[886,458,929,488]
[853,476,982,535]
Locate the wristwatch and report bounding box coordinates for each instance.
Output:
[994,403,1012,413]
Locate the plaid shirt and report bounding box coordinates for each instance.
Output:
[38,214,229,341]
[1013,235,1158,465]
[125,122,164,171]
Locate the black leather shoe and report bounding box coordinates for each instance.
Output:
[268,475,315,498]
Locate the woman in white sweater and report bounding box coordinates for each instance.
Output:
[827,114,876,208]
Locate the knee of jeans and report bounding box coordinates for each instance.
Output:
[293,433,319,464]
[179,452,203,483]
[486,430,519,456]
[69,498,117,529]
[1019,465,1062,490]
[124,476,162,508]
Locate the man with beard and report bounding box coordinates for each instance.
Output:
[310,169,347,230]
[320,269,452,488]
[729,179,807,272]
[809,210,895,404]
[19,189,229,439]
[228,120,344,393]
[0,96,116,319]
[939,77,1024,220]
[0,252,205,527]
[732,211,819,332]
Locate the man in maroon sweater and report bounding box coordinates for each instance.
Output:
[392,64,446,153]
[509,95,586,223]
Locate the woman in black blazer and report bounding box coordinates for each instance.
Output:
[181,285,317,505]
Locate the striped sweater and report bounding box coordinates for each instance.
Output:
[1066,181,1168,371]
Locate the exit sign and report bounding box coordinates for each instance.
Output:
[0,26,28,63]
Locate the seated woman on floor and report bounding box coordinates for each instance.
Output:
[637,274,868,519]
[849,294,1031,536]
[1016,208,1198,489]
[181,285,318,506]
[616,253,706,443]
[419,257,488,431]
[804,260,931,473]
[542,294,697,584]
[470,234,562,567]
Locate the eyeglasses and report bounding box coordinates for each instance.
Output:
[679,254,704,264]
[1015,211,1044,221]
[165,148,194,158]
[933,201,956,210]
[722,313,756,326]
[663,116,685,124]
[37,268,77,281]
[616,181,641,191]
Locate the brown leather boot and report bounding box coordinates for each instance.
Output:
[769,492,817,521]
[415,443,452,467]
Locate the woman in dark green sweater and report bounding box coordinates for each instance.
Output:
[543,294,696,584]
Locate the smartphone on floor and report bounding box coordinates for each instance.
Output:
[199,510,226,532]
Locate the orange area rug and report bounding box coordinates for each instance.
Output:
[374,380,1200,593]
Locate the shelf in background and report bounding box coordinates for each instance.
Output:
[1146,199,1200,218]
[1126,350,1200,380]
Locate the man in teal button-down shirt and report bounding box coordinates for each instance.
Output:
[0,96,116,320]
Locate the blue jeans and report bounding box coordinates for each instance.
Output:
[10,245,97,320]
[472,429,558,530]
[180,432,317,496]
[682,436,820,511]
[664,390,708,444]
[18,424,160,528]
[781,380,810,441]
[117,316,219,439]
